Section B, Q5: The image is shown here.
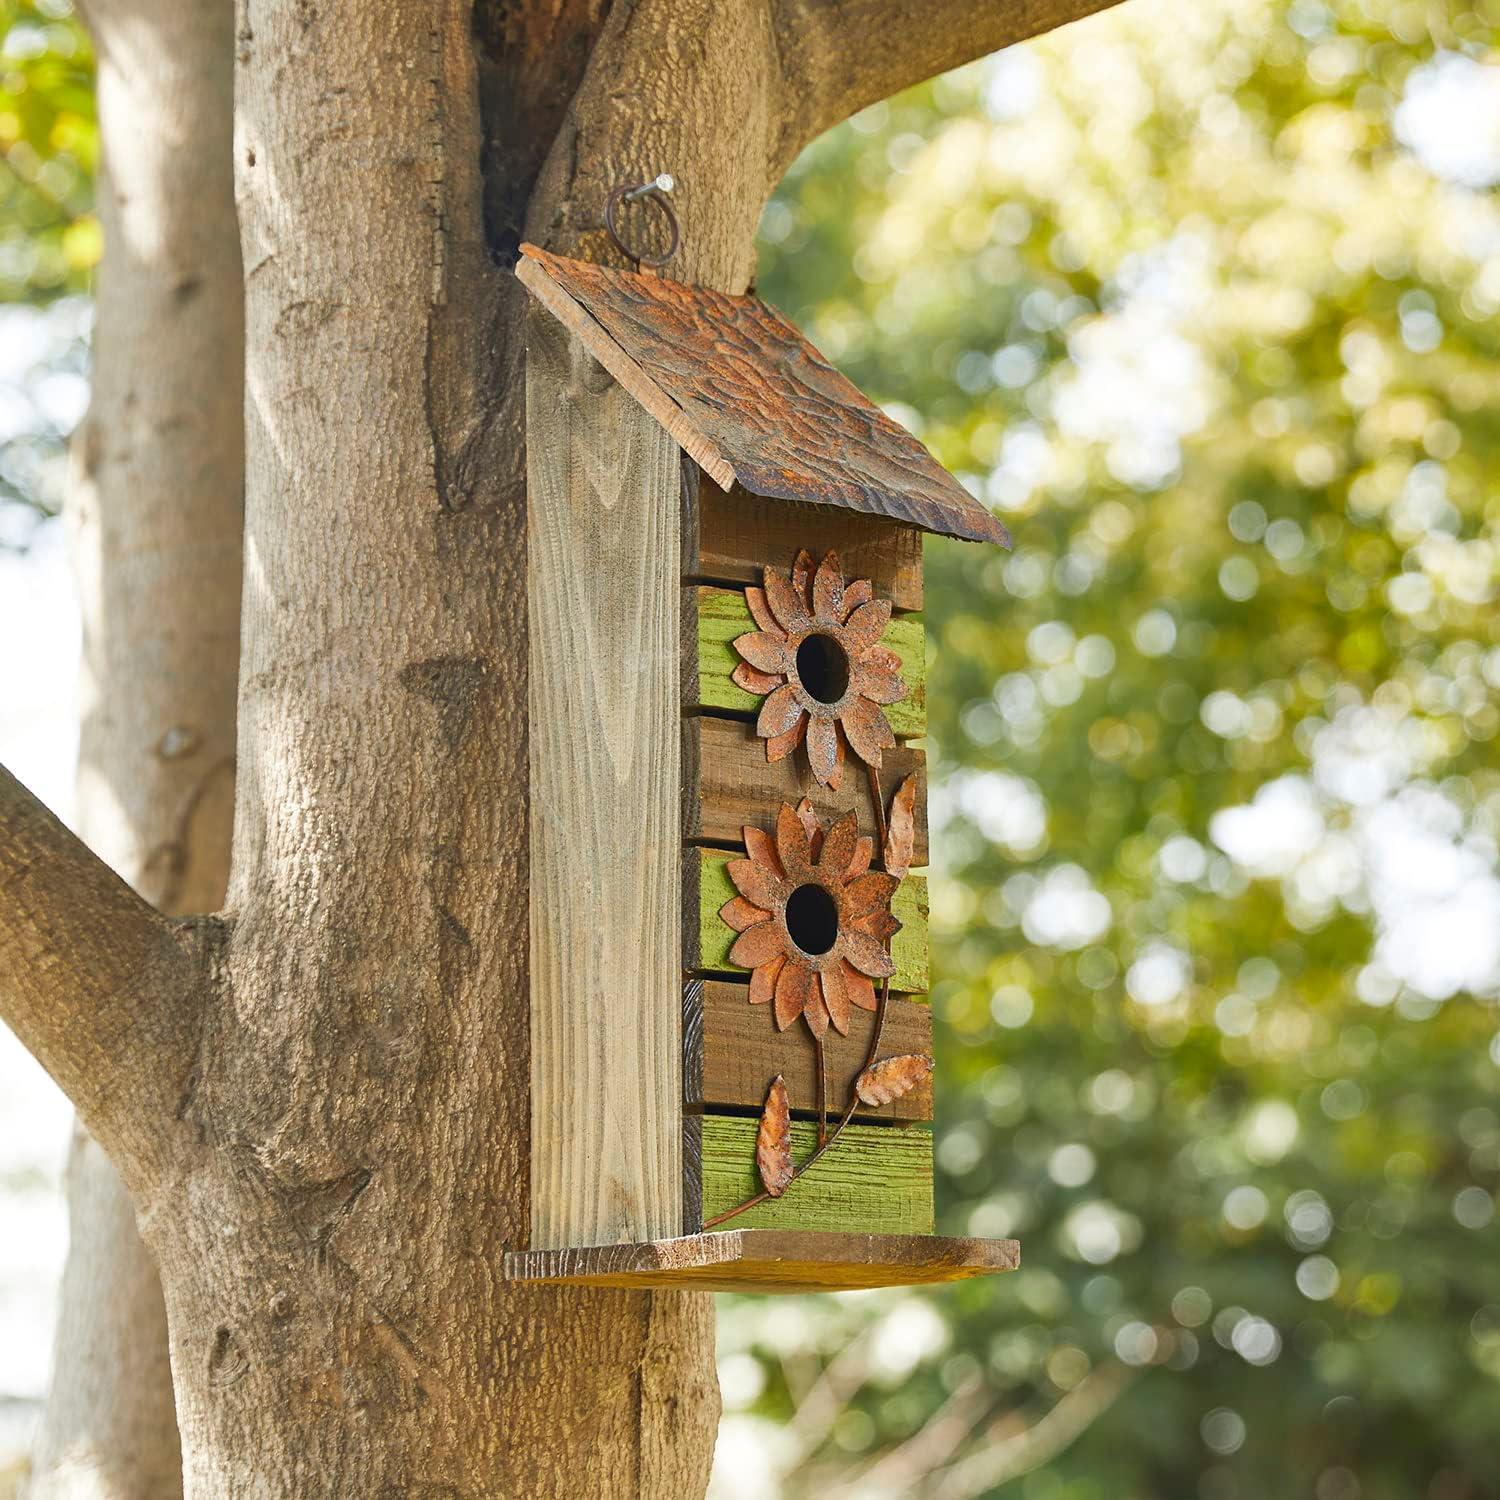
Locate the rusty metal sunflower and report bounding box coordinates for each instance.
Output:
[731,550,907,790]
[719,799,900,1039]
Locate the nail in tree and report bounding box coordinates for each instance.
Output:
[510,245,1018,1292]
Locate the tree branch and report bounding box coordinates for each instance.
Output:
[0,766,202,1184]
[773,0,1128,166]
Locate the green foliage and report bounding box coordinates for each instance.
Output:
[723,2,1500,1497]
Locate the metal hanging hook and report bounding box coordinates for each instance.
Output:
[604,173,680,270]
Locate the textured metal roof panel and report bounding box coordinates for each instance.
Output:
[517,245,1010,547]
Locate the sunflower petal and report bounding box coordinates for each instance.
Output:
[791,550,815,609]
[812,551,845,623]
[852,662,906,705]
[865,643,902,675]
[727,857,784,910]
[745,586,784,637]
[818,811,859,881]
[829,724,845,791]
[843,599,893,653]
[852,907,901,942]
[757,683,803,739]
[820,965,851,1035]
[805,713,839,787]
[846,836,875,879]
[765,565,812,632]
[841,928,897,979]
[844,871,899,916]
[765,716,806,763]
[749,954,786,1006]
[734,630,793,675]
[774,959,812,1030]
[730,921,786,970]
[776,801,812,873]
[841,579,873,619]
[743,824,783,875]
[841,696,896,768]
[841,961,878,1012]
[802,986,830,1038]
[720,895,770,933]
[732,660,781,696]
[792,797,823,862]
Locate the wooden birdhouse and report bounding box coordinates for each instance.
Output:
[506,244,1018,1293]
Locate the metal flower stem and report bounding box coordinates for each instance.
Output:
[702,764,896,1232]
[814,1033,828,1147]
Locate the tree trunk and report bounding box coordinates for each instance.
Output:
[2,1,1123,1493]
[29,0,242,1493]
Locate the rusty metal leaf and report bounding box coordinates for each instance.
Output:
[854,1054,933,1107]
[884,772,919,879]
[756,1076,794,1197]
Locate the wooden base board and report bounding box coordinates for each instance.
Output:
[505,1229,1020,1293]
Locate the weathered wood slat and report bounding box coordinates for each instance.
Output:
[683,715,928,861]
[686,979,932,1123]
[684,848,929,993]
[504,1228,1020,1293]
[687,479,924,610]
[700,1116,933,1235]
[686,585,926,738]
[527,309,682,1251]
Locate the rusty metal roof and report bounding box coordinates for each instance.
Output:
[516,245,1010,547]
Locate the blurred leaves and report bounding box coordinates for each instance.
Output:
[722,2,1500,1498]
[0,0,93,543]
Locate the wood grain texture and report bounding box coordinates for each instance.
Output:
[689,478,923,610]
[505,1228,1020,1293]
[700,1116,932,1234]
[688,585,925,736]
[686,848,928,992]
[688,979,932,1122]
[684,714,927,860]
[527,309,682,1250]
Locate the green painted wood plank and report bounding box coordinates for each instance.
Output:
[693,586,926,738]
[699,1115,934,1235]
[696,851,928,993]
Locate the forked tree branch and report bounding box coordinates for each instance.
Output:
[0,766,202,1185]
[773,0,1128,166]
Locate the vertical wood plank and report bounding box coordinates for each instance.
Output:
[527,307,682,1250]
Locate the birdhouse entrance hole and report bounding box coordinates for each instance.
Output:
[796,633,850,704]
[785,882,839,956]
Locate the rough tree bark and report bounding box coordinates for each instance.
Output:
[25,0,244,1495]
[3,1,1122,1494]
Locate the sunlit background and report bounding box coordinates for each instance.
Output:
[3,0,1499,1495]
